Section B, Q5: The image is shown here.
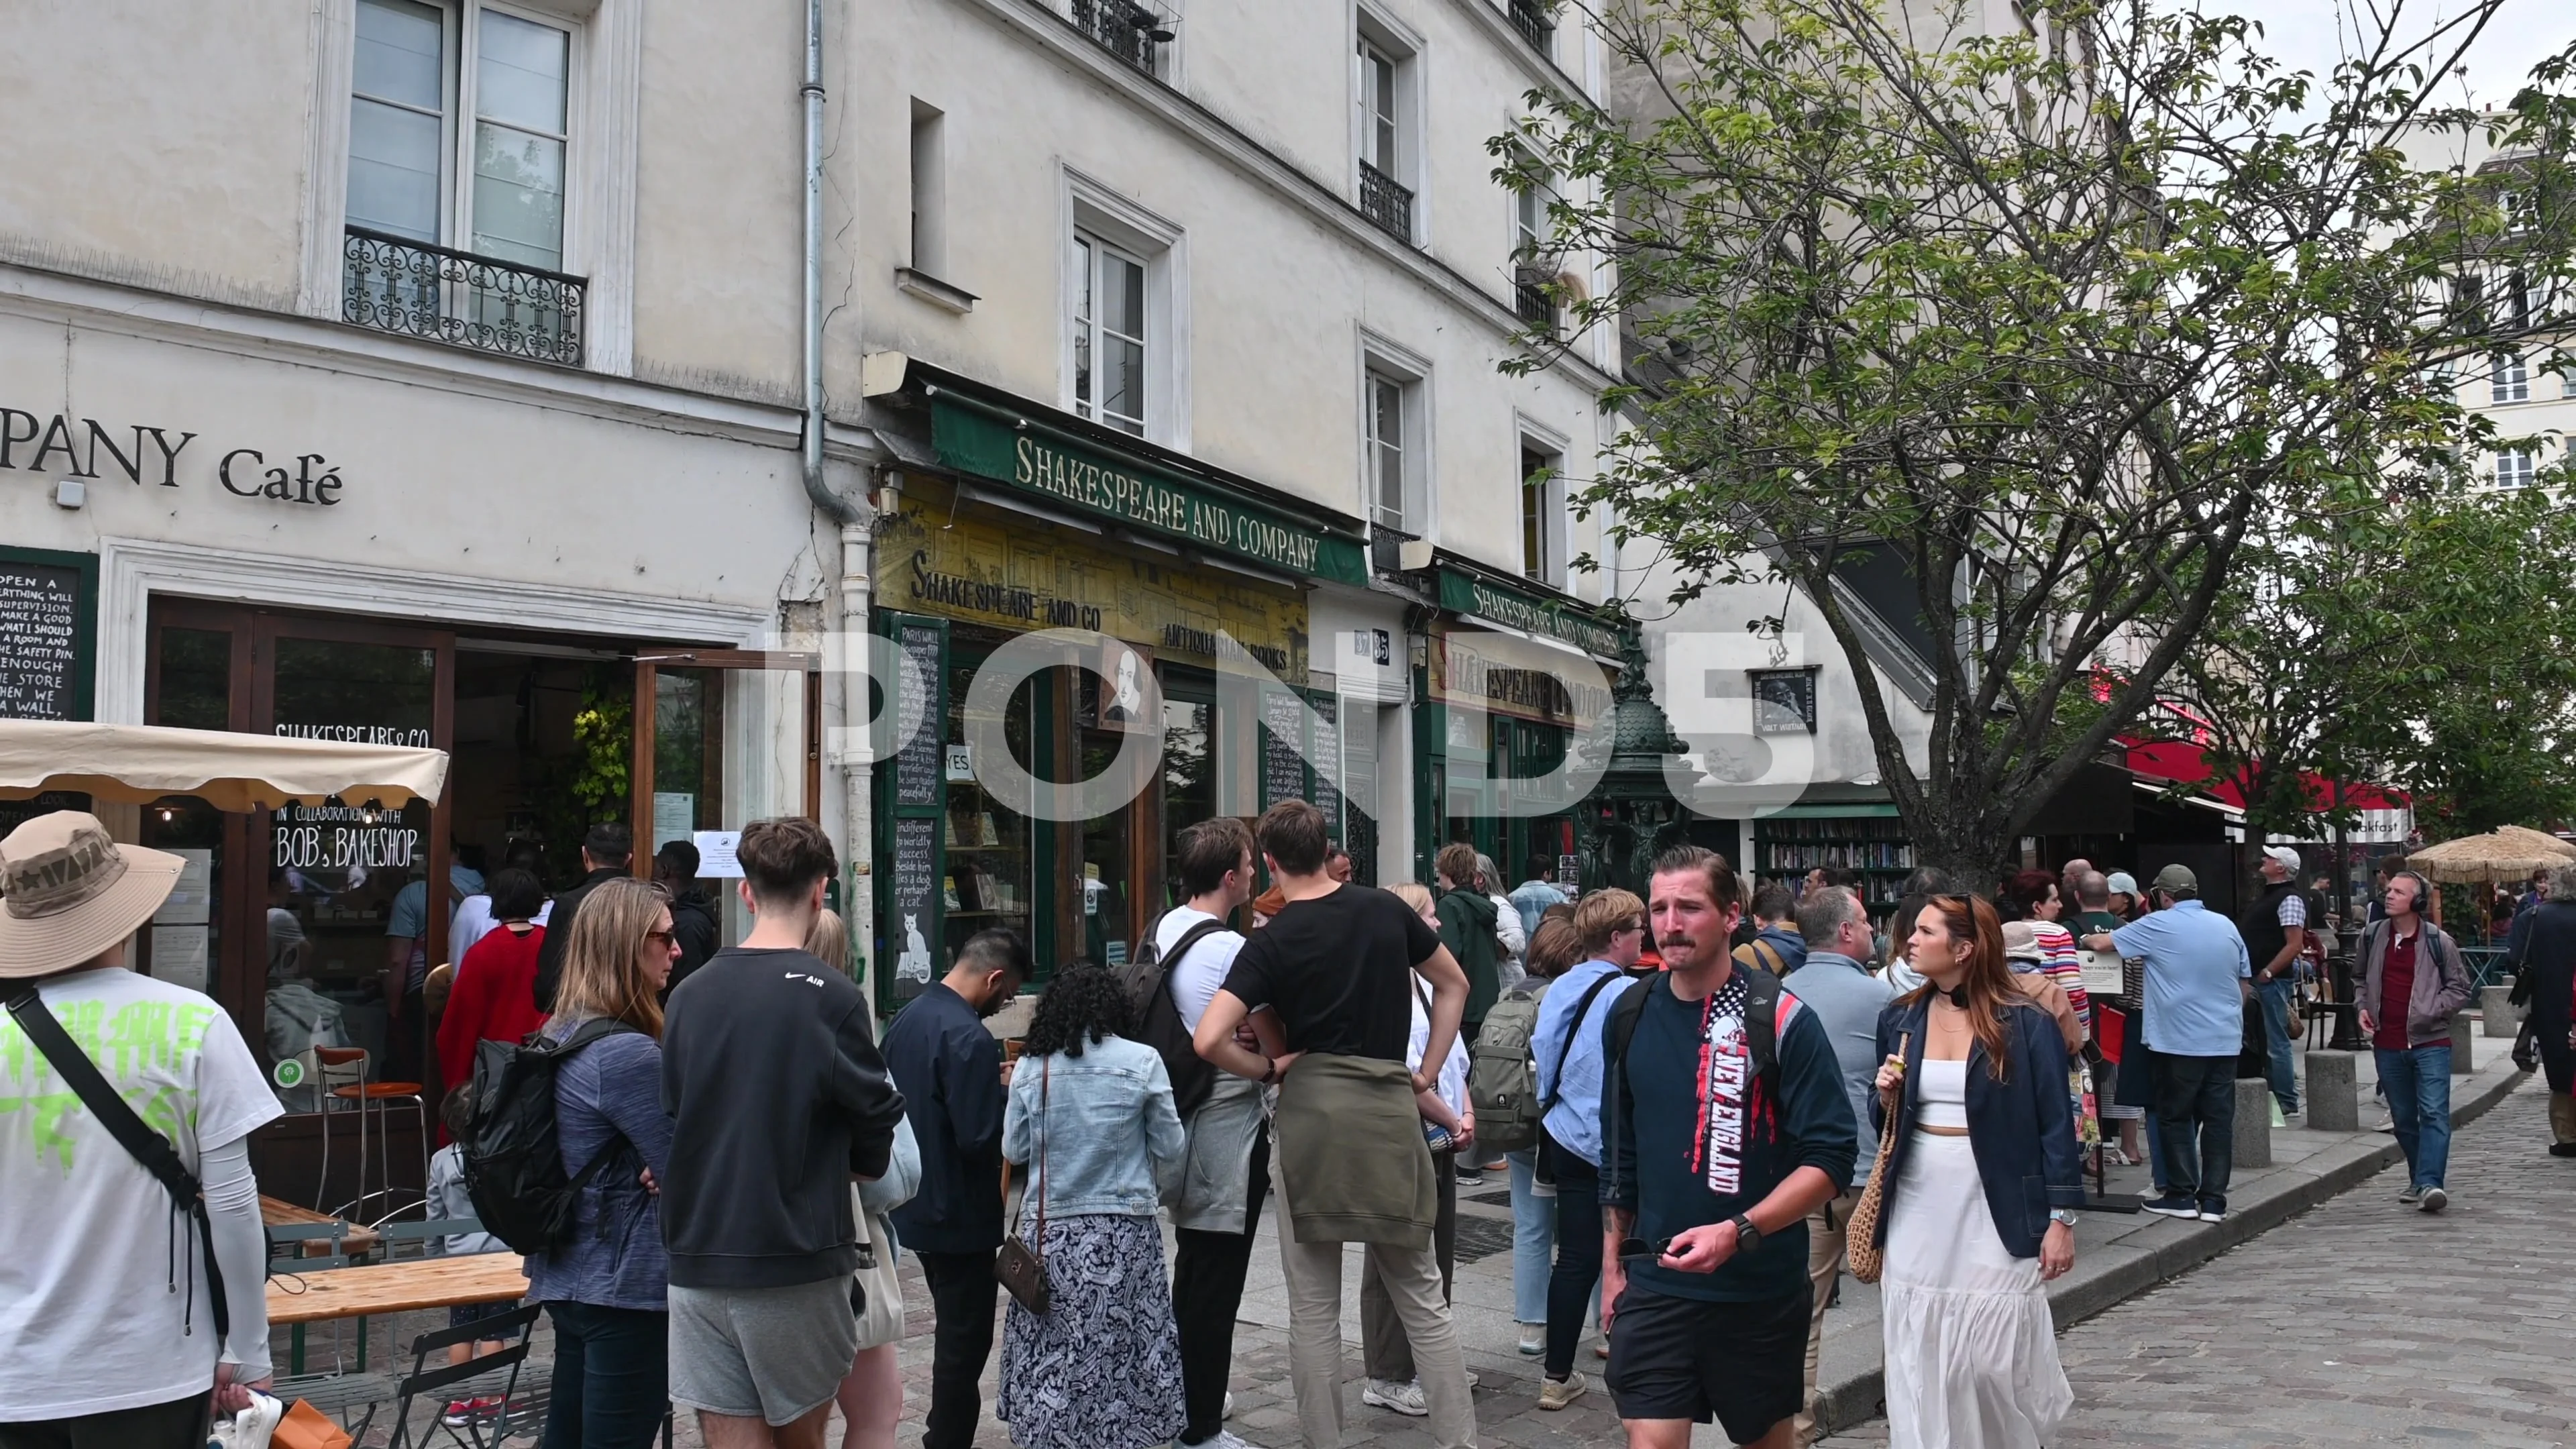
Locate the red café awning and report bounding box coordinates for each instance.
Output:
[2122,739,2406,813]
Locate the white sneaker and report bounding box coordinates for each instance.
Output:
[1518,1322,1546,1356]
[1362,1378,1428,1416]
[1464,1368,1480,1389]
[1174,1433,1265,1449]
[1223,1392,1235,1419]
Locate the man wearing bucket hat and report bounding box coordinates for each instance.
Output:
[0,812,281,1448]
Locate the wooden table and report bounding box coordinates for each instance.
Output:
[260,1195,382,1258]
[267,1256,530,1326]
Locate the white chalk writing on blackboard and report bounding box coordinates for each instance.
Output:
[0,565,80,720]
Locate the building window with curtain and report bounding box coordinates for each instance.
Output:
[1071,231,1150,435]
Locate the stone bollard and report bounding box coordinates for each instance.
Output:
[2233,1077,2274,1168]
[2305,1051,2359,1132]
[2481,984,2523,1037]
[2448,1012,2475,1073]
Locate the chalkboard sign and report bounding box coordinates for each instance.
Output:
[0,548,97,722]
[888,815,941,1000]
[1260,689,1307,810]
[892,623,945,808]
[1309,694,1342,834]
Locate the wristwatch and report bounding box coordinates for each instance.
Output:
[2049,1208,2080,1228]
[1729,1212,1762,1250]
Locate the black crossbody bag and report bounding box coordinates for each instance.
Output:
[4,979,230,1340]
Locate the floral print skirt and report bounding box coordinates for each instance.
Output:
[997,1212,1185,1449]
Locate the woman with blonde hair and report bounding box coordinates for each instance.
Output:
[1868,895,2081,1448]
[527,877,681,1449]
[806,906,850,977]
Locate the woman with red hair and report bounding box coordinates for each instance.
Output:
[1868,896,2082,1448]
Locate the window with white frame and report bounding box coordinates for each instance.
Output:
[1520,441,1564,586]
[1353,17,1417,244]
[2496,449,2538,488]
[1071,231,1149,435]
[349,0,572,270]
[1362,357,1427,543]
[2493,351,2531,405]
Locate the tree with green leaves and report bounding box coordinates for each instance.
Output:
[2158,482,2576,844]
[1501,0,2576,880]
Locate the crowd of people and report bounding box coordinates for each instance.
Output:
[8,793,2568,1449]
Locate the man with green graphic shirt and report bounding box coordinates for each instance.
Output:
[0,812,282,1448]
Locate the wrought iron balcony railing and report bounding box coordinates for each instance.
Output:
[342,227,586,367]
[1508,0,1555,53]
[1072,0,1163,74]
[1515,276,1556,333]
[1358,161,1415,246]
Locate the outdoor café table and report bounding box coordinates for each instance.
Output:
[260,1195,383,1260]
[268,1254,530,1373]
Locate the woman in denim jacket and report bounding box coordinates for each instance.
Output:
[996,961,1188,1449]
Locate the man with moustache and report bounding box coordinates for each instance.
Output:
[1597,848,1856,1449]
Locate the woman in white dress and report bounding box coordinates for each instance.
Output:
[1868,894,2083,1449]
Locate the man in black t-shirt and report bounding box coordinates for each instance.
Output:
[1195,800,1476,1449]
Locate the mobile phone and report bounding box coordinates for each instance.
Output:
[1615,1236,1674,1261]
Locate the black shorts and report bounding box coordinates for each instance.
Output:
[1605,1283,1809,1442]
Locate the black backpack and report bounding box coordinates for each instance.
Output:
[1119,916,1230,1119]
[461,1018,636,1254]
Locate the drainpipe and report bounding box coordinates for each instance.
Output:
[800,0,875,987]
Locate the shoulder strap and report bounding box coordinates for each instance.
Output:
[3,980,229,1340]
[1605,969,1661,1071]
[1742,966,1784,1081]
[1161,918,1231,979]
[1540,969,1626,1114]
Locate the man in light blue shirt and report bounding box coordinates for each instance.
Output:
[1528,888,1645,1398]
[2085,863,2251,1224]
[1510,855,1571,941]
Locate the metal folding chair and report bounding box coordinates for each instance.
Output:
[385,1302,547,1448]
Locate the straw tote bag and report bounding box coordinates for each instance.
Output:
[1844,1032,1907,1285]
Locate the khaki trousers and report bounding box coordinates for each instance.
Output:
[1795,1188,1860,1446]
[1273,1151,1475,1449]
[2553,1090,2576,1144]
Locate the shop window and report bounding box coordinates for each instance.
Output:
[154,628,233,731]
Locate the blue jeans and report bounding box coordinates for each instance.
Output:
[2257,977,2301,1112]
[539,1301,669,1449]
[2375,1044,2453,1189]
[1507,1148,1550,1324]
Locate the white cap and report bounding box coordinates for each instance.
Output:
[2262,845,2304,872]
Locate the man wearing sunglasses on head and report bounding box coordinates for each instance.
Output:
[1597,848,1856,1449]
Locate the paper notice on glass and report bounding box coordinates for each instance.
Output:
[2078,949,2127,998]
[653,792,696,850]
[149,925,209,991]
[152,849,213,925]
[693,830,743,877]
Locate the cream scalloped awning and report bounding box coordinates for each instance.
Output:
[0,720,448,812]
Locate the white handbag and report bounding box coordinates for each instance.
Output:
[851,1192,908,1350]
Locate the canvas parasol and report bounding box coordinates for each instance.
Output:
[2406,828,2573,885]
[0,719,447,813]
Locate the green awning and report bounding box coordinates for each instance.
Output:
[931,394,1367,585]
[1435,567,1630,657]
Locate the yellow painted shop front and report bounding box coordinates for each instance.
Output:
[872,480,1352,1010]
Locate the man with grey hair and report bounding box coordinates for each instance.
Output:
[1782,885,1893,1444]
[2508,861,2576,1156]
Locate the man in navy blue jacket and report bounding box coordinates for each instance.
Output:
[1601,847,1856,1449]
[881,929,1028,1449]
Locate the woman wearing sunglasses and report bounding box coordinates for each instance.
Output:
[1866,894,2081,1449]
[525,877,681,1449]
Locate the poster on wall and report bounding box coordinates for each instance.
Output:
[0,548,97,722]
[893,623,944,808]
[888,816,941,997]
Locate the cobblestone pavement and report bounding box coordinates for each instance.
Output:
[1821,1082,2576,1448]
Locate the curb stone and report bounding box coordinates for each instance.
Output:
[1806,1058,2536,1440]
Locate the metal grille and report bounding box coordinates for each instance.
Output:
[1359,160,1415,244]
[1452,1212,1519,1264]
[1072,0,1161,73]
[1515,279,1556,332]
[1509,0,1555,52]
[341,227,585,367]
